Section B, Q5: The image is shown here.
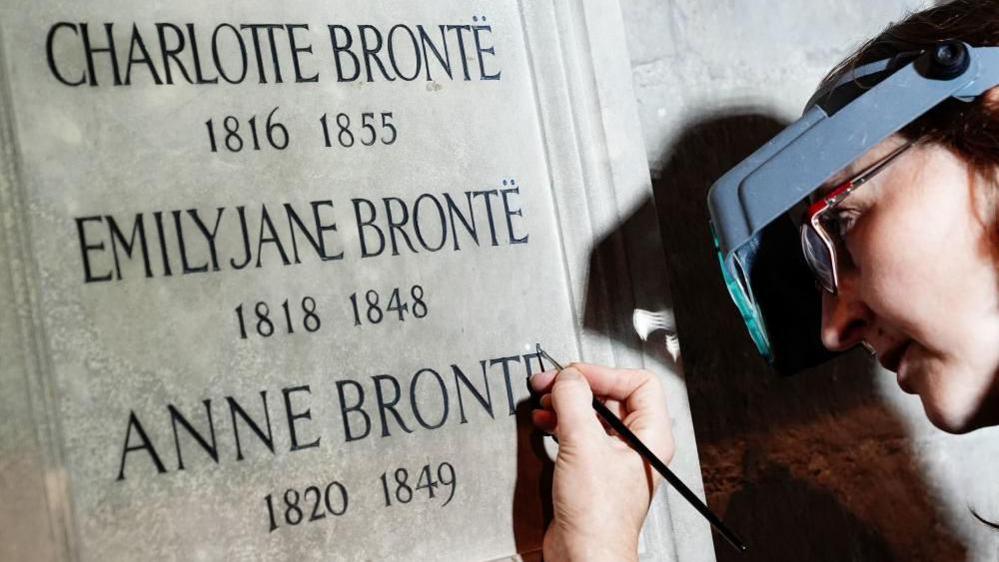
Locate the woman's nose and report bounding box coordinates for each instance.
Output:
[820,278,872,352]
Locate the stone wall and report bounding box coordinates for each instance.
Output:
[621,1,999,560]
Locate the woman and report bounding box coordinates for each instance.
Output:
[530,1,999,559]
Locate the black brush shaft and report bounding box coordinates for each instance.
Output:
[590,398,747,552]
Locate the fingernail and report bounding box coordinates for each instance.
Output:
[558,366,582,380]
[528,369,556,388]
[529,369,555,380]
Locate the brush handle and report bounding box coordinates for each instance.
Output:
[590,398,748,553]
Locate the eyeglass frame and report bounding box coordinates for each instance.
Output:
[800,140,916,294]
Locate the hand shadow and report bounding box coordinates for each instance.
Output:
[511,396,554,561]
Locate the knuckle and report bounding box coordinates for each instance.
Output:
[552,373,585,393]
[557,366,584,382]
[635,369,664,393]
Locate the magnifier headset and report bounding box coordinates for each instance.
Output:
[707,42,999,375]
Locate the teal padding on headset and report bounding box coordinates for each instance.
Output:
[711,227,772,361]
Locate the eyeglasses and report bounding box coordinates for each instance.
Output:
[800,141,914,294]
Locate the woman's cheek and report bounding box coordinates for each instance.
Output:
[850,217,919,314]
[862,195,954,310]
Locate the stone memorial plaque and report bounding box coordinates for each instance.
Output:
[0,1,712,560]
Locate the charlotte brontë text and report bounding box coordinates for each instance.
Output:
[46,20,501,86]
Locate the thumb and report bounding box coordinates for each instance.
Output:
[550,367,604,446]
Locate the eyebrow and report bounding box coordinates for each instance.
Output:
[812,141,915,201]
[813,182,838,200]
[812,170,853,200]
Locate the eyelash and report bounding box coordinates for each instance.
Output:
[825,208,860,239]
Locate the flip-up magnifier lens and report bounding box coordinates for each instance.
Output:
[712,230,773,361]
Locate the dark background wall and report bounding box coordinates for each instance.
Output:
[620,1,999,560]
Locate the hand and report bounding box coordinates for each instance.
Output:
[529,363,674,562]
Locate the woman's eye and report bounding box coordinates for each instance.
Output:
[825,209,860,239]
[821,209,862,269]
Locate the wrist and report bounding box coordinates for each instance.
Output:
[544,531,639,562]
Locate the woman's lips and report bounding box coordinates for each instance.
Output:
[894,343,917,394]
[878,340,911,373]
[876,340,917,393]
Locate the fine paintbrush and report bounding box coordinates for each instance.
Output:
[534,343,748,554]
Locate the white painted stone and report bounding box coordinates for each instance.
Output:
[622,0,930,172]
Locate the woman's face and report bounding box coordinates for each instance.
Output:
[819,136,999,433]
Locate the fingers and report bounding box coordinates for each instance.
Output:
[529,369,559,394]
[531,408,557,434]
[571,363,662,405]
[532,363,668,421]
[530,363,673,461]
[533,394,620,434]
[546,367,605,446]
[599,399,624,434]
[531,363,656,402]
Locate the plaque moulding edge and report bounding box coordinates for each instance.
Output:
[0,25,80,562]
[516,1,714,561]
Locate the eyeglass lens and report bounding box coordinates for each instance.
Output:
[801,224,836,292]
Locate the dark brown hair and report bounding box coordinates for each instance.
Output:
[818,0,999,174]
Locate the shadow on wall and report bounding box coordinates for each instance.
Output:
[511,396,553,559]
[585,111,967,561]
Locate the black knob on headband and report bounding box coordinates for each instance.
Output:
[925,41,970,80]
